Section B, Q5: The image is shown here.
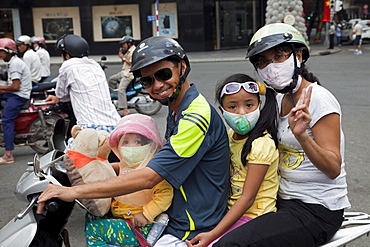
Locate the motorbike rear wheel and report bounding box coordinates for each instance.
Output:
[29,114,63,154]
[135,99,162,116]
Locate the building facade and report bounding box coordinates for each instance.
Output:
[0,0,266,55]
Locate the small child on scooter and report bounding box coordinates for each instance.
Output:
[186,74,279,247]
[85,113,173,247]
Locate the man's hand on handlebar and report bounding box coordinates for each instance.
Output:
[45,95,60,104]
[36,184,75,214]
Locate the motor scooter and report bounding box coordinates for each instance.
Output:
[0,118,76,247]
[99,56,162,116]
[0,81,69,154]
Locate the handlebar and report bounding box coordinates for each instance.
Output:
[45,198,62,212]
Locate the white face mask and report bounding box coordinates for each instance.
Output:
[119,144,152,167]
[257,54,301,93]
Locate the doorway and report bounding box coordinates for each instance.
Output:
[216,0,260,49]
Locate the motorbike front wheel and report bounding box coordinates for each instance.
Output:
[135,98,162,116]
[29,114,63,154]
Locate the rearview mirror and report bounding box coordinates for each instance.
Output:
[33,154,41,176]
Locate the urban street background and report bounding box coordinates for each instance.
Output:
[0,42,369,246]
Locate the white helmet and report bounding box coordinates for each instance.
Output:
[15,35,32,46]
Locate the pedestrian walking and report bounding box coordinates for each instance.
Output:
[353,20,363,55]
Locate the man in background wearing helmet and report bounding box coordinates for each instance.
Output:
[214,23,350,247]
[31,36,50,81]
[37,36,230,246]
[15,35,42,85]
[108,36,136,116]
[45,34,120,140]
[0,38,32,164]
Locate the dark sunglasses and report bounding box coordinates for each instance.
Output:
[139,67,175,89]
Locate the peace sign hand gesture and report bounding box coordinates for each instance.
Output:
[288,86,313,137]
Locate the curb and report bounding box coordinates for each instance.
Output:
[47,48,341,66]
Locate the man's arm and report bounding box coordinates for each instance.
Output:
[0,79,20,92]
[36,166,164,214]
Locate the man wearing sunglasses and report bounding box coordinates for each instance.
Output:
[37,36,230,247]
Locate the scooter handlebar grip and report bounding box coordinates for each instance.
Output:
[45,200,60,212]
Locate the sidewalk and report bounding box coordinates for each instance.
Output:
[49,42,341,66]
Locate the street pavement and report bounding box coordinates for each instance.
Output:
[1,42,370,246]
[49,42,342,66]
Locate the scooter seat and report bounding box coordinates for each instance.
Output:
[32,81,57,92]
[320,212,370,247]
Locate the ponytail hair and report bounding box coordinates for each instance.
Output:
[241,87,278,166]
[300,63,321,85]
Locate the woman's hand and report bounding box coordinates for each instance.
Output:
[288,86,312,137]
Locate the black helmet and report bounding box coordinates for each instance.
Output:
[56,34,89,58]
[119,36,134,44]
[131,36,191,104]
[131,36,190,77]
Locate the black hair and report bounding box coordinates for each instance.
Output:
[216,73,278,166]
[164,55,181,66]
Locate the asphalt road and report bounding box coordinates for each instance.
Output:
[0,43,369,246]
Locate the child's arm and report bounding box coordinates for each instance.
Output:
[132,212,149,227]
[142,180,173,222]
[186,163,269,247]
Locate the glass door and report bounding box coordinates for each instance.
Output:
[216,0,259,49]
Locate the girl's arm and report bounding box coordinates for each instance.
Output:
[289,87,342,179]
[186,163,269,247]
[142,180,173,222]
[295,113,341,179]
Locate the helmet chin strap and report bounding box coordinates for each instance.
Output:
[274,45,303,107]
[157,63,191,105]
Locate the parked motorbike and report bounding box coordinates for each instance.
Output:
[111,79,163,116]
[99,56,162,116]
[0,81,69,154]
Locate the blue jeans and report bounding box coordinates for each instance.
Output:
[214,197,344,247]
[0,93,28,150]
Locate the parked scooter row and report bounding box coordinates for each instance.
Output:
[99,56,162,116]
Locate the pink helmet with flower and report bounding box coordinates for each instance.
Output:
[0,38,17,53]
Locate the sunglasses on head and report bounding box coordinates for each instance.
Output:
[220,82,259,98]
[139,66,175,89]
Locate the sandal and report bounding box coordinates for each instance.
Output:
[0,157,14,165]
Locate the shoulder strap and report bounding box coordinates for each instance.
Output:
[124,219,151,247]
